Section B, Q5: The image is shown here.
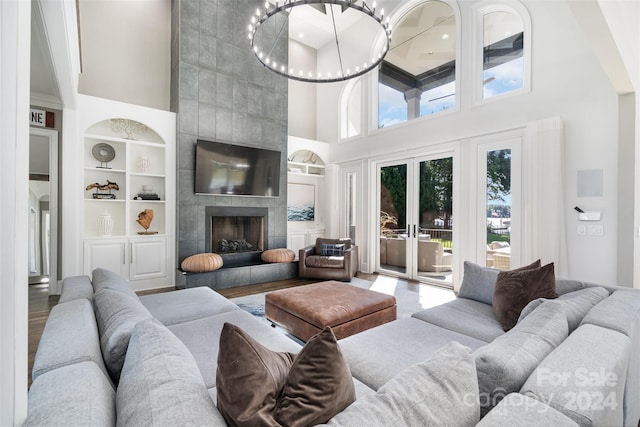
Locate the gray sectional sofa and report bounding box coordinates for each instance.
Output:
[26,264,640,426]
[339,262,640,426]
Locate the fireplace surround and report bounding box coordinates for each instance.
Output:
[205,206,269,267]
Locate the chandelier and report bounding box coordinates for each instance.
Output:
[248,0,392,83]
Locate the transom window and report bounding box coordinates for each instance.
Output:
[482,9,525,99]
[378,0,457,128]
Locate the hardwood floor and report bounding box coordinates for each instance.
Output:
[27,272,379,385]
[28,284,59,386]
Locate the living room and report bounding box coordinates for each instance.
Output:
[2,0,639,424]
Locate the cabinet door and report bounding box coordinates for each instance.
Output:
[84,239,129,277]
[288,233,308,256]
[129,236,166,280]
[308,229,325,245]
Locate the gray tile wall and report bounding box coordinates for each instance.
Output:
[172,0,289,265]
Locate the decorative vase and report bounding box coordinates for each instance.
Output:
[137,155,150,174]
[98,210,114,236]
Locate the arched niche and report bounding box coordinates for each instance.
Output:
[287,149,325,176]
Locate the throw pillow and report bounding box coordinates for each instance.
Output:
[93,288,153,383]
[216,322,295,427]
[274,327,356,426]
[117,318,223,426]
[493,262,558,331]
[216,324,355,427]
[517,287,609,332]
[317,342,479,427]
[459,259,541,306]
[474,300,568,416]
[320,243,345,257]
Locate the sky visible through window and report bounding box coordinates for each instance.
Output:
[378,56,524,129]
[483,56,524,99]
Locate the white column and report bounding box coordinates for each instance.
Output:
[404,88,422,120]
[0,0,31,425]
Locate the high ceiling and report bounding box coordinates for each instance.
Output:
[30,0,60,104]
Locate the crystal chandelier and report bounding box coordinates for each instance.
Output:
[248,0,392,83]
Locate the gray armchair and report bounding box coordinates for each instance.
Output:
[298,238,358,281]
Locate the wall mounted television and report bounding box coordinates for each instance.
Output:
[195,139,281,197]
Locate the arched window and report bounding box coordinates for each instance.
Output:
[378,0,458,128]
[341,78,364,139]
[477,3,531,100]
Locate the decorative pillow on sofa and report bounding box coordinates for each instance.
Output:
[517,286,610,332]
[493,262,557,331]
[274,327,356,426]
[318,342,480,426]
[320,243,345,257]
[93,288,153,383]
[92,268,138,299]
[116,318,223,426]
[474,300,568,416]
[459,260,541,306]
[216,322,295,426]
[216,323,355,427]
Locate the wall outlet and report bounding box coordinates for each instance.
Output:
[589,225,604,236]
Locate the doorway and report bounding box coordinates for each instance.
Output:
[377,152,456,287]
[28,128,58,295]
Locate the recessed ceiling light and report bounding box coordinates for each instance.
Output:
[442,34,449,40]
[299,33,304,38]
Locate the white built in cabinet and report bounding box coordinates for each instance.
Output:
[79,96,175,291]
[288,229,326,257]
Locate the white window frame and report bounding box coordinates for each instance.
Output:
[475,135,523,268]
[473,1,532,105]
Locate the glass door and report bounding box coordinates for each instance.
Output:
[477,138,521,270]
[416,156,454,285]
[378,162,409,276]
[377,153,456,286]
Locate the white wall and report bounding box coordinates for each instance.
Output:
[288,40,318,140]
[318,0,626,285]
[1,0,31,423]
[77,0,171,111]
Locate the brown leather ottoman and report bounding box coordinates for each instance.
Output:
[265,281,397,341]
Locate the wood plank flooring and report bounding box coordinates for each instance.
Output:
[27,272,379,385]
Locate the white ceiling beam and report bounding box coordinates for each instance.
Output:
[35,0,81,108]
[567,0,635,94]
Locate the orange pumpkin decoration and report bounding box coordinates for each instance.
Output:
[180,253,223,272]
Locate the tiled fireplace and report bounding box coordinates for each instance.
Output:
[205,206,268,267]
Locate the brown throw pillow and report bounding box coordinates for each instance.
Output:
[274,327,356,426]
[493,262,558,331]
[216,323,295,427]
[216,324,356,427]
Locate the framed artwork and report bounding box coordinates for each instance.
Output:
[287,183,315,221]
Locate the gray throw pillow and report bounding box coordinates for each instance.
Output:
[320,342,480,426]
[116,318,223,426]
[25,362,115,427]
[459,260,541,306]
[92,267,138,299]
[518,287,609,332]
[93,288,152,382]
[474,300,568,416]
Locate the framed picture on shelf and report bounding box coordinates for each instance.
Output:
[287,183,315,221]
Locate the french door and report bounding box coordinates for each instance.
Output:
[377,153,455,286]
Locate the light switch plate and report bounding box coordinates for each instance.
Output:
[578,212,601,221]
[589,225,604,236]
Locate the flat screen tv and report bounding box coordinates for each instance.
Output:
[195,139,281,197]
